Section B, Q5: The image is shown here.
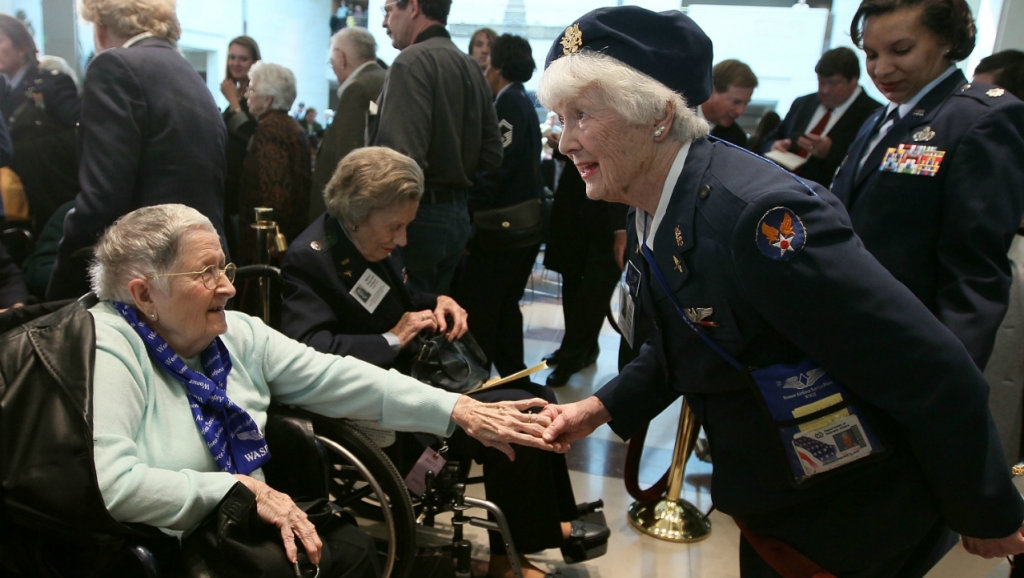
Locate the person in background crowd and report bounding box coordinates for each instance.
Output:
[0,239,28,311]
[330,0,349,34]
[20,200,73,299]
[746,110,780,155]
[0,14,80,237]
[299,106,325,138]
[468,27,496,69]
[831,0,1024,370]
[762,47,882,187]
[456,33,545,378]
[371,0,502,294]
[220,35,261,258]
[48,0,228,300]
[698,59,757,148]
[534,6,1024,576]
[237,61,310,263]
[312,27,386,221]
[973,49,1024,100]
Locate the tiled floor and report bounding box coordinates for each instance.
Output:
[416,260,1013,578]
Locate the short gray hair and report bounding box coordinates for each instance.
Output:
[325,147,424,228]
[537,51,709,143]
[78,0,181,42]
[248,61,297,112]
[90,204,216,303]
[333,27,377,62]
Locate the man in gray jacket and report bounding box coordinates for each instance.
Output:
[310,27,387,221]
[371,0,502,294]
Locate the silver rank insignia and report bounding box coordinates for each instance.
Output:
[674,225,684,247]
[987,88,1005,97]
[684,307,718,328]
[912,109,925,116]
[912,126,935,142]
[961,83,972,91]
[310,241,323,251]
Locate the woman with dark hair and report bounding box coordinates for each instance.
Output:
[831,0,1024,371]
[456,34,544,379]
[468,27,496,69]
[974,49,1024,100]
[0,13,80,235]
[220,35,261,254]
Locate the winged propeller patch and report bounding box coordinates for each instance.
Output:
[756,207,806,261]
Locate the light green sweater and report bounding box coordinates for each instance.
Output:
[90,301,460,535]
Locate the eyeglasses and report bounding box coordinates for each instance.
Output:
[149,263,237,290]
[380,1,400,17]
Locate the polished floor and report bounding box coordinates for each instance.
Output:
[422,260,1015,578]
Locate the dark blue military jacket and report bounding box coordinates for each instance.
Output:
[831,70,1024,368]
[0,63,80,129]
[597,136,1023,571]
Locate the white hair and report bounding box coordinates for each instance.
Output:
[248,61,297,112]
[537,51,709,143]
[89,204,216,303]
[38,55,80,90]
[78,0,181,42]
[332,27,377,62]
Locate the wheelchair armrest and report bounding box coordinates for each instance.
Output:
[262,404,330,502]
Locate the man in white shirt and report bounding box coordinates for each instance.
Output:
[698,59,758,148]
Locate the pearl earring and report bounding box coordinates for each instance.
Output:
[149,312,157,320]
[654,126,665,137]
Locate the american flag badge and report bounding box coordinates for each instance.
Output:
[879,144,946,176]
[684,307,718,328]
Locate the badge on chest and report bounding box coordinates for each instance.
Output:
[618,261,642,349]
[879,144,946,176]
[349,268,391,314]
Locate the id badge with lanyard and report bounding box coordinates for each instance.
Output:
[640,219,887,486]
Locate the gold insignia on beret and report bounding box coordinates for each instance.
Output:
[560,23,583,55]
[912,126,935,142]
[987,88,1005,97]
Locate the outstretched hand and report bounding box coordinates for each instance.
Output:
[451,396,554,460]
[233,474,322,565]
[539,396,612,453]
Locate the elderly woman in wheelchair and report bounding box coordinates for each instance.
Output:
[280,147,610,578]
[71,202,555,577]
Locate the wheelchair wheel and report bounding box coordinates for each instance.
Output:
[313,419,417,578]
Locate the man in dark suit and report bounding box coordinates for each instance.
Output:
[698,59,757,148]
[762,47,882,188]
[47,3,227,300]
[309,27,387,222]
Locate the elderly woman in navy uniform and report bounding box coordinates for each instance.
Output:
[830,0,1024,370]
[0,14,80,235]
[281,146,608,578]
[532,7,1024,577]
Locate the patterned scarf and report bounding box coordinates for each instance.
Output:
[113,302,271,474]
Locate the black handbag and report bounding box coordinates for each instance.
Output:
[471,198,544,251]
[181,484,336,578]
[410,331,490,394]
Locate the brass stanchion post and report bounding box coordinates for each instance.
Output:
[626,397,711,542]
[251,207,278,323]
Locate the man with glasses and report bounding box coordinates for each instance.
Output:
[370,0,502,294]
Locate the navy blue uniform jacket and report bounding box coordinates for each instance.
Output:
[48,37,228,299]
[761,90,881,187]
[831,71,1024,368]
[0,63,80,129]
[280,214,437,369]
[599,136,1023,570]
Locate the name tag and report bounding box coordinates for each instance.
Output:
[349,268,390,314]
[618,261,641,349]
[404,446,446,496]
[879,144,946,176]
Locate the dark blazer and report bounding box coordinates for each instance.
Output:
[543,146,629,276]
[469,82,544,214]
[309,63,387,221]
[598,136,1023,572]
[1,63,80,129]
[710,122,748,149]
[831,70,1024,368]
[47,37,228,300]
[761,90,882,187]
[280,214,437,369]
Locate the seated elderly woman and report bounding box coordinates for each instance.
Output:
[89,203,551,577]
[238,61,311,263]
[280,147,609,578]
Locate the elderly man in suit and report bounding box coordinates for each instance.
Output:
[309,27,386,222]
[698,59,758,149]
[46,0,227,300]
[762,47,882,187]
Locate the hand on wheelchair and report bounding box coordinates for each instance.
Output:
[233,474,323,566]
[450,396,555,460]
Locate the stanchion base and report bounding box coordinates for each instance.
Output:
[627,498,711,543]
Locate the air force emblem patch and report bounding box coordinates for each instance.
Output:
[756,207,806,261]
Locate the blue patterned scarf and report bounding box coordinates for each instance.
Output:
[113,302,271,474]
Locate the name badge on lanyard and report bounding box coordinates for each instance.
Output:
[349,268,390,314]
[618,261,642,349]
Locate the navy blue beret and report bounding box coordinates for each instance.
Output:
[544,6,714,106]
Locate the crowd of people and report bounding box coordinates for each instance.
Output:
[2,0,1024,576]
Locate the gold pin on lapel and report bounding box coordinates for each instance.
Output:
[341,258,350,265]
[634,244,640,254]
[343,270,352,277]
[672,256,684,273]
[674,225,684,247]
